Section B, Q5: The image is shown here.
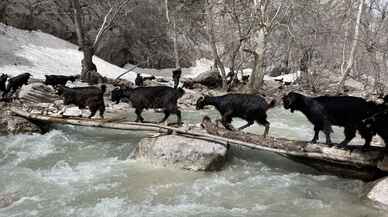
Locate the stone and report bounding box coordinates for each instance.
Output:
[18,82,59,104]
[0,106,42,135]
[367,177,388,206]
[6,114,41,134]
[0,192,17,208]
[136,135,227,171]
[183,70,222,89]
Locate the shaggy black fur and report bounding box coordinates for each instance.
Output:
[111,86,185,125]
[44,75,77,87]
[196,94,276,137]
[0,74,8,92]
[57,85,106,119]
[362,97,388,151]
[282,92,378,147]
[172,68,182,89]
[135,73,143,87]
[3,73,31,97]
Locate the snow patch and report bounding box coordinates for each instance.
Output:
[0,23,136,82]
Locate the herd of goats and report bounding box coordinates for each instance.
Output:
[1,70,388,152]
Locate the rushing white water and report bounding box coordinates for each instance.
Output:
[0,108,387,217]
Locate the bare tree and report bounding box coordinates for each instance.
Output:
[337,0,365,93]
[164,0,182,69]
[70,0,132,84]
[243,0,285,93]
[206,0,228,89]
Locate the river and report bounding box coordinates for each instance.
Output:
[0,107,386,217]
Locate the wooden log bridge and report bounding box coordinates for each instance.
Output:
[10,108,388,180]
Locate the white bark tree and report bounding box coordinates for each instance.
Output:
[337,0,365,93]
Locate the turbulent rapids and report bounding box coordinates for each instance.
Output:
[0,109,387,217]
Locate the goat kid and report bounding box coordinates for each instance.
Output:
[196,94,276,137]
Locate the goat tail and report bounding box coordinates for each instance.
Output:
[267,99,276,110]
[100,84,106,94]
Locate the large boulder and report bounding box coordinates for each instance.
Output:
[18,82,59,103]
[136,135,228,171]
[0,105,42,135]
[367,177,388,206]
[183,70,222,89]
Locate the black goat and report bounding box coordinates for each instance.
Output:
[57,85,106,119]
[45,75,77,87]
[3,73,31,98]
[0,74,8,92]
[111,86,185,125]
[172,68,182,89]
[282,92,378,147]
[196,94,276,137]
[362,97,388,152]
[135,73,144,87]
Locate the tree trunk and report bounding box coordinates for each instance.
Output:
[172,17,180,69]
[337,0,365,93]
[80,44,102,84]
[227,40,242,90]
[206,1,227,89]
[249,28,267,93]
[71,0,101,84]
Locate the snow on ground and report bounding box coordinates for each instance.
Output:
[125,58,300,83]
[0,22,300,85]
[0,23,136,82]
[124,58,215,79]
[264,71,301,83]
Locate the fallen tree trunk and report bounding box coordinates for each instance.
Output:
[10,107,388,180]
[201,116,388,180]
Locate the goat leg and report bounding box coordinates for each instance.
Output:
[135,108,144,122]
[311,127,320,143]
[88,110,97,119]
[159,111,170,124]
[337,127,356,148]
[58,105,67,116]
[238,121,254,131]
[176,110,182,126]
[263,123,270,138]
[221,120,235,131]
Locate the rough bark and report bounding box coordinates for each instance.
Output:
[250,28,267,92]
[70,0,100,84]
[337,0,365,93]
[206,1,227,89]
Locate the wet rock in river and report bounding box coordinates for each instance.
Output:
[0,192,17,208]
[136,134,227,171]
[0,105,42,135]
[367,176,388,206]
